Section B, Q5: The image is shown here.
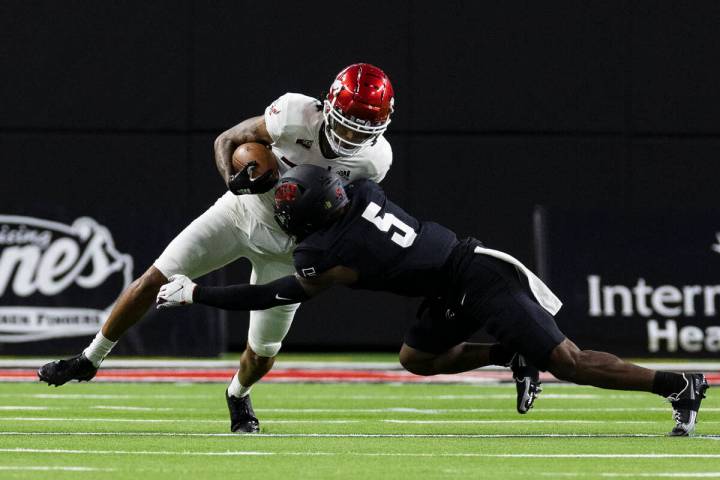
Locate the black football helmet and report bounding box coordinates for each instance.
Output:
[273,165,349,240]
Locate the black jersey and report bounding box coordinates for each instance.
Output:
[293,179,458,297]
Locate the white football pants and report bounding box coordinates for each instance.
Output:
[154,191,299,357]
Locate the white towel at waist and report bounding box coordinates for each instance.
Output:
[473,246,563,316]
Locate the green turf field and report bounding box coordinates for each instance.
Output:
[0,382,718,479]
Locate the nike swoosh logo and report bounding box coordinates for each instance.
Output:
[275,294,293,301]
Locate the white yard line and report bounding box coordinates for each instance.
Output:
[1,416,688,425]
[0,406,48,411]
[0,393,216,400]
[542,474,720,478]
[0,405,702,414]
[601,475,720,478]
[2,359,718,371]
[26,405,710,414]
[0,417,359,424]
[0,465,114,472]
[1,448,720,459]
[92,406,176,412]
[0,393,652,400]
[253,407,720,413]
[479,454,720,458]
[0,448,276,457]
[263,420,360,424]
[381,419,660,424]
[317,406,706,413]
[2,431,719,439]
[257,393,645,400]
[0,359,405,370]
[4,415,719,425]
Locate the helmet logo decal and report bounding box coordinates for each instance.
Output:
[273,165,350,238]
[354,65,363,94]
[275,183,299,205]
[330,80,343,96]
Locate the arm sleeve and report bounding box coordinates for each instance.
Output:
[293,246,338,280]
[192,275,309,311]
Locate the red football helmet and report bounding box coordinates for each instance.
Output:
[323,63,394,156]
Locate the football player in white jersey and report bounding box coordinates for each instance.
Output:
[38,63,396,433]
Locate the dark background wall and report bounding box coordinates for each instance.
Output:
[1,1,719,353]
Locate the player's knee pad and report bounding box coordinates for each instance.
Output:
[247,336,282,358]
[247,303,299,358]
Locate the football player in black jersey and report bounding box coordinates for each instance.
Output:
[157,165,709,437]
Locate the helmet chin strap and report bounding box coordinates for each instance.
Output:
[322,122,365,158]
[319,123,340,159]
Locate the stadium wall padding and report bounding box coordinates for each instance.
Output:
[1,1,719,356]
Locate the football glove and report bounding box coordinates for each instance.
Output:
[228,161,277,195]
[157,274,196,308]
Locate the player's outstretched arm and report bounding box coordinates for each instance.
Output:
[213,116,272,184]
[156,267,358,311]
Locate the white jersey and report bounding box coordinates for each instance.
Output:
[239,93,393,228]
[156,94,392,357]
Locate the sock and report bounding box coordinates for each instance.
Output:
[488,343,514,366]
[652,371,688,398]
[82,331,117,367]
[227,371,252,398]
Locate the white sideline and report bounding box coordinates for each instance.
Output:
[0,465,114,472]
[0,416,359,424]
[0,416,684,425]
[382,419,660,424]
[86,406,720,414]
[0,359,404,370]
[542,474,720,478]
[2,431,719,439]
[0,392,653,400]
[0,406,48,410]
[3,358,719,371]
[2,448,720,459]
[0,393,217,400]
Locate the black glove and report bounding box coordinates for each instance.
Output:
[228,161,277,195]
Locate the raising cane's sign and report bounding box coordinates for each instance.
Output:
[0,215,133,343]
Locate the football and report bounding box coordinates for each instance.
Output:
[231,142,280,180]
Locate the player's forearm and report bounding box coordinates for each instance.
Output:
[213,116,271,184]
[193,275,310,311]
[213,135,236,184]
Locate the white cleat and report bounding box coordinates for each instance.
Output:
[667,373,709,437]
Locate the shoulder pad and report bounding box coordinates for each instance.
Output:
[265,93,320,143]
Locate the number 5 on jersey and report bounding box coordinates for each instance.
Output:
[361,202,417,248]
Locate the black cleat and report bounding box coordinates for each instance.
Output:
[226,389,260,433]
[37,354,98,386]
[667,373,709,437]
[511,354,542,414]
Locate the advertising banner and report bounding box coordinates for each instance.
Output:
[0,215,133,343]
[0,212,225,357]
[535,208,720,357]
